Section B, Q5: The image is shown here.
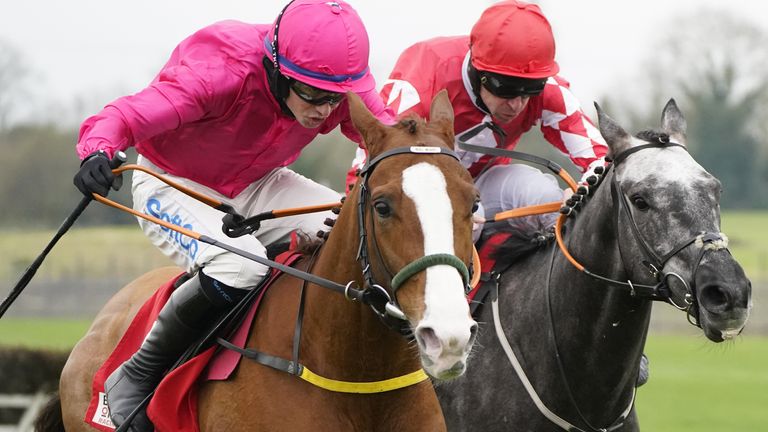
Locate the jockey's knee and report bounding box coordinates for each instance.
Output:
[198,253,270,291]
[477,164,562,237]
[197,269,250,306]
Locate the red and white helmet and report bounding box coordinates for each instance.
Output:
[470,0,559,79]
[264,0,375,94]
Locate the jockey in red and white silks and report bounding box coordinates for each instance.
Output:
[348,1,607,240]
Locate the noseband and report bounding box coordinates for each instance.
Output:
[531,141,730,432]
[607,142,729,325]
[356,146,471,326]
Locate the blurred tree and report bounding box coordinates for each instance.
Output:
[289,130,359,193]
[0,123,136,228]
[0,39,27,131]
[603,9,768,209]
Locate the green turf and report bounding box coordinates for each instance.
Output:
[636,334,768,431]
[1,317,765,431]
[0,317,91,350]
[721,210,768,280]
[0,213,764,429]
[0,211,764,280]
[0,225,169,280]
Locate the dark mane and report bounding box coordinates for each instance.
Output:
[294,230,325,254]
[635,129,670,144]
[491,230,554,269]
[264,230,325,259]
[396,116,425,135]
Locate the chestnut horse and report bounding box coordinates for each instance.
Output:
[47,90,480,431]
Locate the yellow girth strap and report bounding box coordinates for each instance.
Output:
[298,367,429,393]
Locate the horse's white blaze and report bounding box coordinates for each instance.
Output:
[402,162,474,374]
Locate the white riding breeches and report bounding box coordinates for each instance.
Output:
[474,164,563,239]
[131,156,342,289]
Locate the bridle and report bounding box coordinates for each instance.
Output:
[556,141,730,326]
[528,140,730,431]
[355,145,471,326]
[488,140,731,432]
[87,148,472,328]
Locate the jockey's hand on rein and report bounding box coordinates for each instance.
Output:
[73,150,117,198]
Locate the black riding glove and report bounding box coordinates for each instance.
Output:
[73,150,116,197]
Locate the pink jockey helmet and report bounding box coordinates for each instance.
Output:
[264,0,376,94]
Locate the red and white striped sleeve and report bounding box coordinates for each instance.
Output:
[539,76,608,180]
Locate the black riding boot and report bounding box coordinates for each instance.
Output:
[104,271,245,431]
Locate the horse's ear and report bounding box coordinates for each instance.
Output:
[429,89,455,146]
[347,91,387,156]
[661,98,687,146]
[594,102,632,157]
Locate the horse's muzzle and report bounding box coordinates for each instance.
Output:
[694,253,752,341]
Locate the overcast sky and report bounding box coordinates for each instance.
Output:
[2,0,767,124]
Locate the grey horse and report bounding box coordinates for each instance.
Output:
[436,100,752,431]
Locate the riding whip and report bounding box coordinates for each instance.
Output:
[0,151,127,319]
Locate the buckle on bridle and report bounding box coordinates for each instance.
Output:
[644,262,661,280]
[344,281,358,302]
[663,272,693,310]
[363,284,406,320]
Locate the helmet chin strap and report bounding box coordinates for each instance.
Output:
[466,60,492,115]
[263,56,295,118]
[264,0,297,119]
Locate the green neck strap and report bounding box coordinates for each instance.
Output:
[390,253,469,292]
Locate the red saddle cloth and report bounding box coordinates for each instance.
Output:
[466,232,512,303]
[84,251,303,432]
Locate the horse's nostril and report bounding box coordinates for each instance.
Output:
[700,284,731,313]
[416,326,441,353]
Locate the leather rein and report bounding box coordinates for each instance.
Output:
[461,136,729,431]
[94,147,472,325]
[355,146,471,328]
[555,142,729,325]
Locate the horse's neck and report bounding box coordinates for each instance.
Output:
[546,178,651,418]
[300,200,420,379]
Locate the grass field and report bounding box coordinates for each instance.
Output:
[637,335,768,431]
[720,211,768,280]
[0,225,169,280]
[0,213,765,430]
[0,318,765,431]
[0,317,92,350]
[0,211,765,280]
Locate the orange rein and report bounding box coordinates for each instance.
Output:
[480,203,582,274]
[481,163,582,273]
[102,164,341,236]
[97,165,484,288]
[554,213,583,272]
[112,164,223,209]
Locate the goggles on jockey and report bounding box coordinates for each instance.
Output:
[290,79,345,106]
[479,70,547,99]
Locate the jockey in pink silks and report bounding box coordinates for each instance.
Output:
[72,1,392,430]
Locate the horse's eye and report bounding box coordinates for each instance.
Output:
[374,201,391,217]
[471,200,480,214]
[631,195,650,210]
